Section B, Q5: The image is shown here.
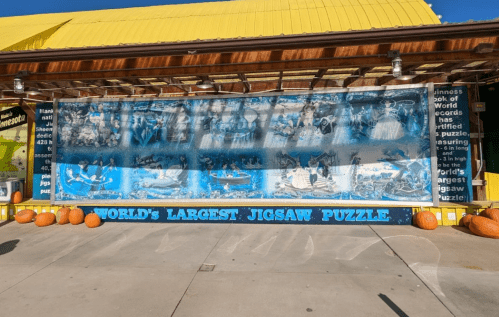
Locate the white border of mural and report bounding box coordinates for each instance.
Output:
[51,83,438,206]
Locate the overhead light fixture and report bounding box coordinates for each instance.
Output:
[387,50,402,78]
[196,79,214,89]
[397,74,417,81]
[14,78,24,94]
[392,57,402,78]
[25,87,43,95]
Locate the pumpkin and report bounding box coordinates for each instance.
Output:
[84,213,101,228]
[10,191,23,204]
[15,209,36,224]
[34,212,56,227]
[479,208,499,223]
[459,214,473,228]
[69,208,85,225]
[415,211,438,230]
[56,207,71,225]
[468,216,499,239]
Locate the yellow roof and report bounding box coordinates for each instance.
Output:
[0,0,441,52]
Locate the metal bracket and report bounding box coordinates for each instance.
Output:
[472,180,486,186]
[470,133,485,138]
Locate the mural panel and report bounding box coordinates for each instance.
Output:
[52,85,436,204]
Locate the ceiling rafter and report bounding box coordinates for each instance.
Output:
[238,73,251,93]
[162,77,190,94]
[310,69,327,90]
[343,67,371,88]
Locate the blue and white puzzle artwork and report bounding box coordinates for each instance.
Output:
[53,86,434,203]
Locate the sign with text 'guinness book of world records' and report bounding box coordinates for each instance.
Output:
[434,87,472,202]
[51,83,439,207]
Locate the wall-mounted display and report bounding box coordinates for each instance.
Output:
[51,84,437,206]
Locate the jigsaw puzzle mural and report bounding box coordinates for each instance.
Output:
[52,85,435,203]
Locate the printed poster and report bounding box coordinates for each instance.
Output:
[52,85,436,205]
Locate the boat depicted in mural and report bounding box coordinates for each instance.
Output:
[210,171,251,185]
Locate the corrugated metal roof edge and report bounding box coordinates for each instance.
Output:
[0,19,497,65]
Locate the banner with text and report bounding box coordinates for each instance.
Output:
[80,206,412,225]
[32,103,54,200]
[434,87,472,202]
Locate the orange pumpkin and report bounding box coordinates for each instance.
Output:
[10,191,23,204]
[479,208,499,223]
[415,211,438,230]
[15,209,36,224]
[56,207,71,225]
[84,213,101,228]
[69,208,85,225]
[468,216,499,239]
[35,212,56,227]
[459,214,473,228]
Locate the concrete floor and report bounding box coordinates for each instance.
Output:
[0,222,497,317]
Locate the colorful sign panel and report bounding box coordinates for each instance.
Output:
[79,206,412,225]
[434,86,472,202]
[52,85,436,205]
[33,103,54,200]
[0,106,28,181]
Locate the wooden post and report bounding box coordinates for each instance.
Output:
[467,85,486,201]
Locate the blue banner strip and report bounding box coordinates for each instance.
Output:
[80,206,412,225]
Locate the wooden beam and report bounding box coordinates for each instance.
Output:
[18,99,36,121]
[61,81,108,96]
[310,69,327,90]
[238,73,251,93]
[277,71,283,91]
[343,67,371,87]
[376,75,395,86]
[2,49,499,84]
[162,77,190,94]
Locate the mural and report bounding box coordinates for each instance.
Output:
[53,85,435,204]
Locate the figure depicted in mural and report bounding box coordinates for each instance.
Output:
[58,103,121,148]
[307,157,320,186]
[406,108,421,137]
[296,103,316,128]
[331,105,355,145]
[274,108,296,138]
[287,162,311,189]
[371,100,405,140]
[62,156,120,200]
[172,105,190,144]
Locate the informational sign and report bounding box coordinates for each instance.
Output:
[80,206,412,225]
[53,84,437,206]
[0,106,28,180]
[434,87,472,202]
[0,106,27,131]
[33,103,54,200]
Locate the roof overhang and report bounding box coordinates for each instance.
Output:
[1,20,498,101]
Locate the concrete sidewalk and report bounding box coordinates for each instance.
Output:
[0,222,497,317]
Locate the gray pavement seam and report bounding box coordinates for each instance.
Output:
[368,225,457,317]
[170,223,233,317]
[0,222,120,296]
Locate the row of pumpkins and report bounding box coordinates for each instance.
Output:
[414,208,499,239]
[15,207,101,228]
